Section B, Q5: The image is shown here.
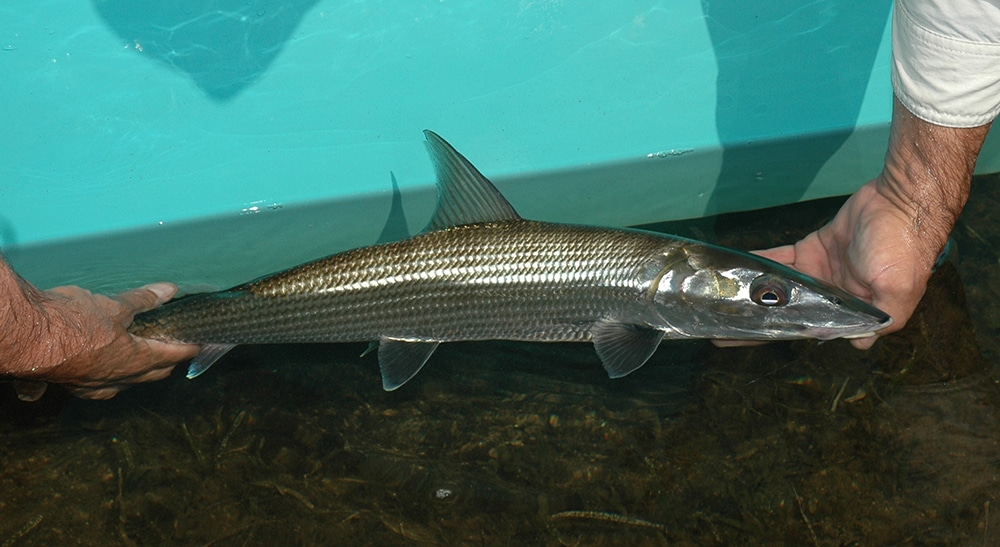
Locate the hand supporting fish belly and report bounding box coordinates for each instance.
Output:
[130,131,891,390]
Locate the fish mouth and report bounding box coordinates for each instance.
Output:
[803,315,893,341]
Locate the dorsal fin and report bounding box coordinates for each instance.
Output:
[423,130,521,231]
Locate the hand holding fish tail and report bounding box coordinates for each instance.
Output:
[0,264,200,400]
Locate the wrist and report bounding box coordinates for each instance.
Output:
[877,96,991,260]
[0,260,62,377]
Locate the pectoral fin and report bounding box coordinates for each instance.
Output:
[186,343,238,379]
[591,321,664,378]
[377,337,441,391]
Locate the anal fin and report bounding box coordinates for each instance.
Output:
[591,320,664,379]
[186,343,237,379]
[377,337,440,391]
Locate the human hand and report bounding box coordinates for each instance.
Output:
[716,97,989,351]
[746,178,939,349]
[10,283,200,401]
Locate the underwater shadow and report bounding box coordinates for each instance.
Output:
[0,214,17,252]
[92,0,321,101]
[702,0,892,216]
[375,173,412,245]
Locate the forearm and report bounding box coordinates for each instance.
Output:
[0,255,52,375]
[877,96,992,266]
[2,257,198,397]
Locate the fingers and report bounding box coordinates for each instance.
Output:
[69,386,122,400]
[112,282,178,321]
[12,380,48,402]
[143,338,202,362]
[143,282,179,306]
[851,336,879,350]
[135,366,176,382]
[45,285,91,300]
[847,278,924,351]
[64,364,178,400]
[751,245,796,265]
[105,364,176,385]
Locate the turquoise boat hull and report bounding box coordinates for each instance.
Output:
[3,1,998,292]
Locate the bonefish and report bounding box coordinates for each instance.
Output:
[130,131,891,390]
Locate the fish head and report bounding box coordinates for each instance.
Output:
[649,243,892,341]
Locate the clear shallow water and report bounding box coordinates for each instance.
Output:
[3,175,1000,545]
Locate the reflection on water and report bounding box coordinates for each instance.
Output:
[3,175,1000,545]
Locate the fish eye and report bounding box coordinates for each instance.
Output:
[750,275,789,306]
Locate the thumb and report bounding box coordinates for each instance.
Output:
[114,283,177,313]
[750,245,796,266]
[113,282,178,318]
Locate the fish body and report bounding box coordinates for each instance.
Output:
[130,131,891,390]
